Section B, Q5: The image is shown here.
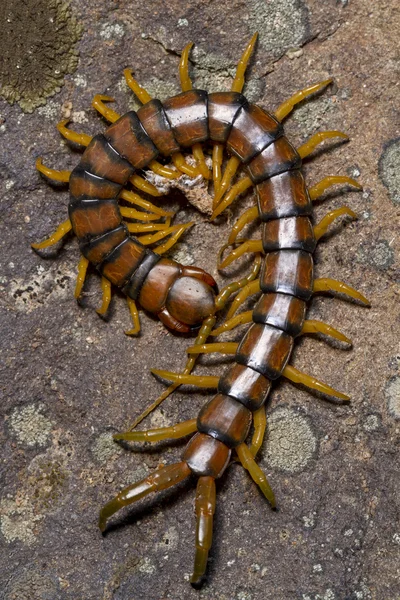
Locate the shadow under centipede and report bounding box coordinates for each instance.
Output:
[114,433,195,456]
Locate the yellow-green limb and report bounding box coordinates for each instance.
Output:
[218,239,263,269]
[210,310,253,336]
[211,176,253,220]
[186,342,238,355]
[215,255,262,311]
[129,174,162,197]
[226,279,261,320]
[96,277,112,316]
[31,218,72,250]
[57,119,92,147]
[125,297,141,336]
[179,42,194,92]
[148,159,180,180]
[74,256,89,299]
[119,189,173,217]
[313,278,371,306]
[283,364,350,401]
[114,418,197,443]
[151,370,220,388]
[275,79,332,122]
[249,407,267,458]
[298,131,349,159]
[301,320,352,345]
[212,143,224,201]
[192,143,211,180]
[191,476,216,587]
[231,32,258,93]
[308,176,362,201]
[126,218,172,234]
[236,442,275,507]
[314,206,357,241]
[213,156,241,207]
[92,95,120,123]
[123,69,152,104]
[36,158,71,183]
[99,462,191,533]
[171,152,201,178]
[119,206,161,222]
[154,223,194,255]
[228,206,259,244]
[138,222,193,246]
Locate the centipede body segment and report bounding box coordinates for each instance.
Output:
[33,33,369,586]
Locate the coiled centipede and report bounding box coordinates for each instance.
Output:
[33,33,371,586]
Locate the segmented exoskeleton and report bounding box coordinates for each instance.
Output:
[33,34,370,586]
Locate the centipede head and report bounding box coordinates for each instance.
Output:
[138,259,217,333]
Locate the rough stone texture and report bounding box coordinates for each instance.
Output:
[1,1,399,599]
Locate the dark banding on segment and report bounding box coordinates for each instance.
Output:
[262,216,316,253]
[260,250,314,301]
[137,99,181,157]
[252,293,307,337]
[69,198,122,241]
[257,170,312,221]
[247,136,301,184]
[183,433,231,479]
[79,225,128,266]
[236,323,294,380]
[227,104,283,163]
[80,134,135,185]
[218,363,271,411]
[197,394,252,448]
[163,90,209,147]
[138,258,181,314]
[69,165,122,202]
[104,111,158,169]
[99,237,146,288]
[123,250,161,300]
[207,91,248,143]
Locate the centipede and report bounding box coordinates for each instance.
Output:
[32,33,370,587]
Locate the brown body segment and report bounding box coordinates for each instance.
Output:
[80,134,135,184]
[218,363,271,411]
[247,136,301,184]
[79,225,128,266]
[123,251,161,300]
[137,99,181,156]
[138,258,182,314]
[99,238,146,287]
[226,104,283,163]
[252,293,307,337]
[262,216,316,253]
[163,90,209,147]
[184,433,231,478]
[260,249,314,300]
[207,91,248,143]
[256,170,312,220]
[69,166,122,202]
[197,394,252,447]
[236,323,294,380]
[69,198,122,241]
[104,111,159,169]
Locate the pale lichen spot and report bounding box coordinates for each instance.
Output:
[91,432,123,463]
[9,403,53,447]
[138,556,156,574]
[100,22,125,40]
[386,376,400,418]
[0,497,42,545]
[263,407,317,473]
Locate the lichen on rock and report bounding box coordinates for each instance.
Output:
[0,0,82,112]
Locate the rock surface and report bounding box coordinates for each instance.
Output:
[1,1,399,599]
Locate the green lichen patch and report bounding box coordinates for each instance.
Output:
[9,403,53,447]
[0,0,82,112]
[263,407,317,473]
[379,137,400,205]
[356,239,395,271]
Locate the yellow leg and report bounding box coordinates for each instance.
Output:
[92,95,120,123]
[301,320,352,345]
[249,406,267,458]
[138,222,193,246]
[151,370,220,388]
[31,219,72,250]
[211,176,253,220]
[308,175,362,201]
[96,277,112,316]
[129,174,162,197]
[123,69,152,104]
[36,158,71,183]
[171,152,201,178]
[186,342,238,355]
[179,42,194,91]
[119,207,161,222]
[231,32,258,93]
[192,143,211,180]
[212,143,224,201]
[236,442,275,507]
[99,462,191,532]
[125,297,141,336]
[120,189,174,217]
[126,219,172,234]
[297,131,349,159]
[114,418,197,442]
[283,365,350,401]
[191,476,216,587]
[226,279,261,320]
[314,206,357,241]
[313,278,371,306]
[274,79,332,122]
[154,223,194,255]
[74,255,89,299]
[218,239,263,269]
[57,119,92,147]
[210,310,253,336]
[148,159,180,180]
[228,206,259,244]
[215,254,262,311]
[213,156,241,206]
